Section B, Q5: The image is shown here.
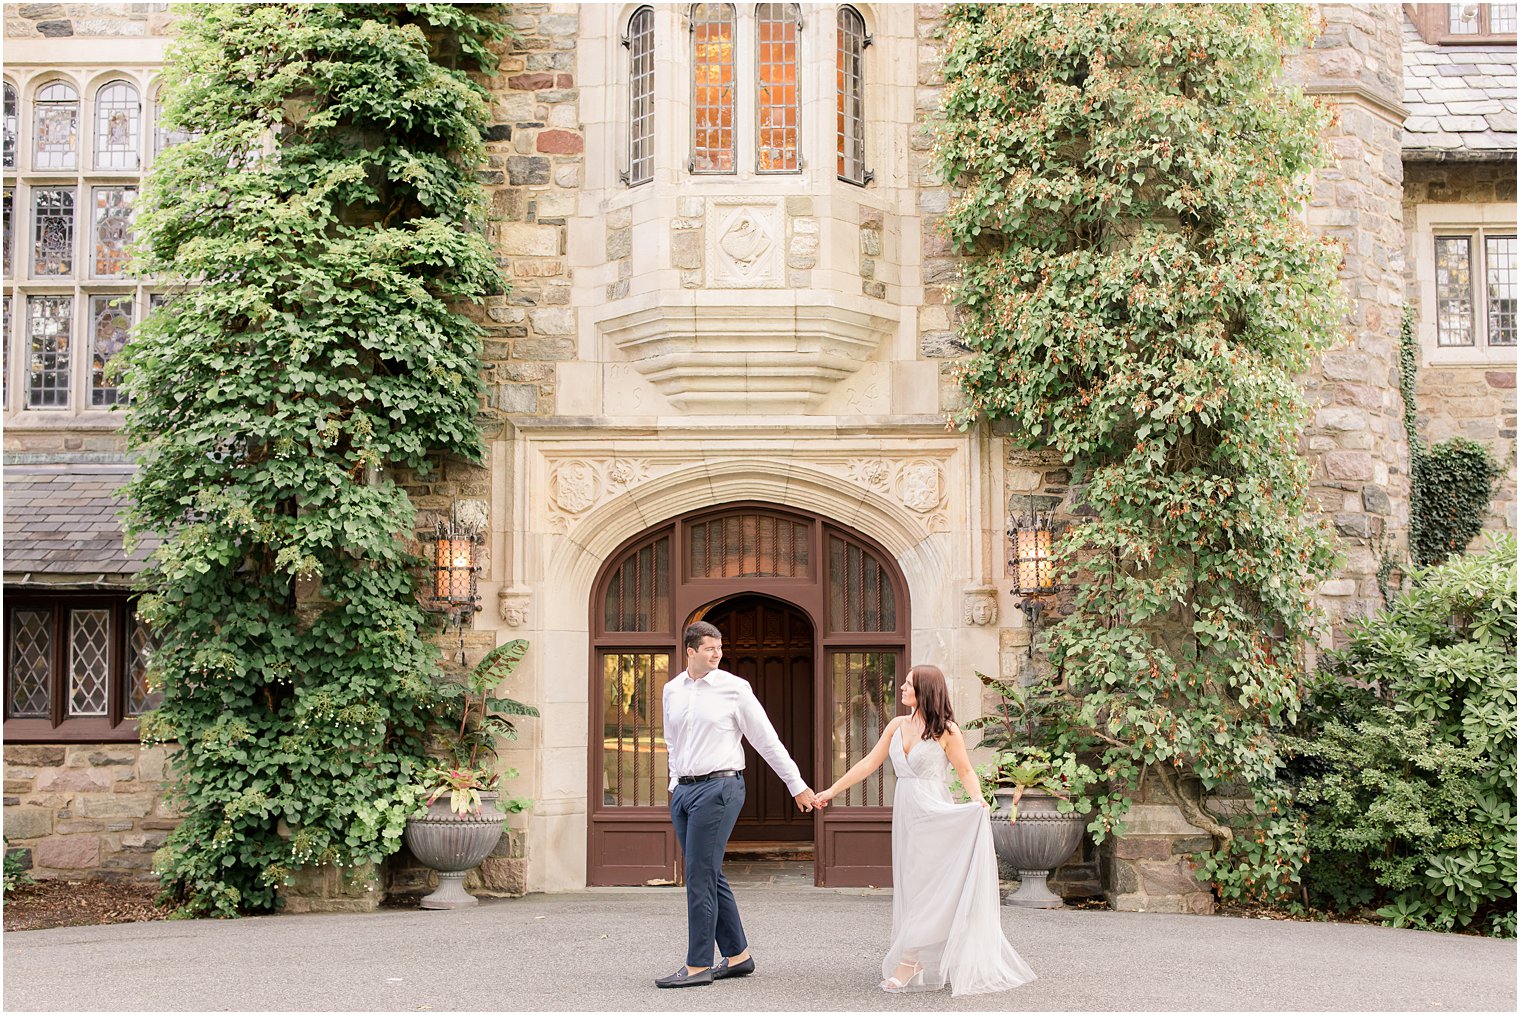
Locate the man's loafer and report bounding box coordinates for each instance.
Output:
[655,966,714,988]
[713,955,756,979]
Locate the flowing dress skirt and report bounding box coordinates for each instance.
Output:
[882,730,1037,996]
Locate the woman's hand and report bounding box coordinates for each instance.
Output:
[816,787,837,806]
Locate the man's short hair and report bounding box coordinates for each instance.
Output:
[684,621,722,652]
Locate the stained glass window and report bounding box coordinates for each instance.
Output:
[153,95,198,155]
[92,186,135,277]
[837,6,869,185]
[90,295,132,406]
[755,4,800,173]
[691,4,736,173]
[94,80,140,170]
[27,295,72,408]
[33,81,79,171]
[1487,236,1517,346]
[626,6,655,186]
[1435,236,1474,347]
[32,187,76,277]
[3,82,16,169]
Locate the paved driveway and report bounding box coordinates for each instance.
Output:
[4,888,1515,1011]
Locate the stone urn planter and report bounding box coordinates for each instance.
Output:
[404,791,507,910]
[990,786,1085,909]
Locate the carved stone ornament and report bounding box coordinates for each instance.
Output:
[896,460,943,514]
[498,588,531,628]
[963,588,999,627]
[709,202,782,288]
[453,498,490,532]
[549,461,600,514]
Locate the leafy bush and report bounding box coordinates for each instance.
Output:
[937,3,1340,899]
[122,3,506,917]
[3,839,36,896]
[1283,536,1517,936]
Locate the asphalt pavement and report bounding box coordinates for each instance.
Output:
[3,886,1515,1012]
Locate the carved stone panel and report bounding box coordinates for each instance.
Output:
[706,199,783,288]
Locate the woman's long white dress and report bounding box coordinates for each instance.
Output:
[882,726,1037,996]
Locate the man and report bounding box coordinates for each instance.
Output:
[654,621,823,988]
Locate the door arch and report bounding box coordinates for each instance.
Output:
[586,502,909,887]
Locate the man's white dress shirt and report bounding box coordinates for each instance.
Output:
[663,667,807,796]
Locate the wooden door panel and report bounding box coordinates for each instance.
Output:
[588,812,679,886]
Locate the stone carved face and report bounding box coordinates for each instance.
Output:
[971,596,996,626]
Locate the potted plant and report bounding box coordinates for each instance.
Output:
[965,672,1094,909]
[404,639,538,909]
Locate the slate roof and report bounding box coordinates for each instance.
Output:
[1402,14,1518,159]
[2,465,156,585]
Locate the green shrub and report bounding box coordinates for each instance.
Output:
[1283,536,1517,936]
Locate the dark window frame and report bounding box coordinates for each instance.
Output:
[3,592,151,742]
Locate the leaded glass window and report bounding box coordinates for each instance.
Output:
[2,296,10,409]
[90,295,132,406]
[27,295,72,408]
[128,615,160,715]
[837,6,869,185]
[69,608,111,716]
[755,3,800,173]
[92,186,135,277]
[94,80,140,170]
[1487,235,1517,346]
[3,82,16,169]
[33,81,79,171]
[691,3,736,173]
[626,6,655,186]
[32,187,76,277]
[1435,235,1474,347]
[1449,2,1482,33]
[153,95,200,155]
[7,608,53,718]
[1494,5,1519,32]
[2,188,12,278]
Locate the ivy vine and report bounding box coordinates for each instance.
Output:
[1399,309,1505,567]
[937,4,1343,902]
[121,2,506,917]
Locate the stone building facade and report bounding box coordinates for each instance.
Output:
[4,3,1515,911]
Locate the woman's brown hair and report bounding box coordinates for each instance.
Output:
[908,664,954,741]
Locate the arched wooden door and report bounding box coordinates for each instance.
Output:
[586,503,908,887]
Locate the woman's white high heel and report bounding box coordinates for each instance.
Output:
[880,961,925,992]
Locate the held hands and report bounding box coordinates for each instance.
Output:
[794,787,830,812]
[815,787,837,806]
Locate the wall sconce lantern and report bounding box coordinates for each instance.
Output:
[431,513,482,663]
[1007,497,1062,656]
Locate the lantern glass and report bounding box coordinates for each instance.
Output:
[433,532,478,604]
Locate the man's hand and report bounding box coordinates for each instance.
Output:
[793,787,821,812]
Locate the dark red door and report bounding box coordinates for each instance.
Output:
[702,595,814,843]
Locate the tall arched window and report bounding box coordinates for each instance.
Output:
[3,82,16,169]
[94,80,140,170]
[755,3,800,173]
[690,3,736,173]
[625,6,655,186]
[836,5,870,185]
[33,81,79,171]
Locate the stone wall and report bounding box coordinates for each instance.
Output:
[4,2,170,38]
[2,744,175,881]
[480,3,583,422]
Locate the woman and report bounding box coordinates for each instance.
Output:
[816,664,1037,996]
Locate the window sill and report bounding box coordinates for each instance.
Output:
[3,716,143,743]
[2,409,129,429]
[1424,347,1518,369]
